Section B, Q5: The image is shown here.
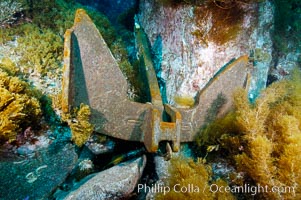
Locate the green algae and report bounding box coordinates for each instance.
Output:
[273,0,301,56]
[14,24,63,77]
[1,0,133,82]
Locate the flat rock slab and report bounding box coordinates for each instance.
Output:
[63,155,146,200]
[0,143,77,199]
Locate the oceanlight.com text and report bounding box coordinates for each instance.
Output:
[209,183,295,196]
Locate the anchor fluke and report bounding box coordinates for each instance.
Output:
[62,9,250,153]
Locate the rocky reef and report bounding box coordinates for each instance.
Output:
[0,0,300,199]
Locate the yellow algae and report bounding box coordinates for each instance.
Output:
[155,156,235,200]
[0,70,41,144]
[196,68,301,199]
[174,95,195,108]
[62,104,94,147]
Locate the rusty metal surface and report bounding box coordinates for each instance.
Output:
[61,9,152,143]
[62,9,250,152]
[178,56,250,142]
[135,26,163,111]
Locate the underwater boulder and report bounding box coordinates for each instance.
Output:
[0,143,77,199]
[137,0,274,104]
[62,155,146,200]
